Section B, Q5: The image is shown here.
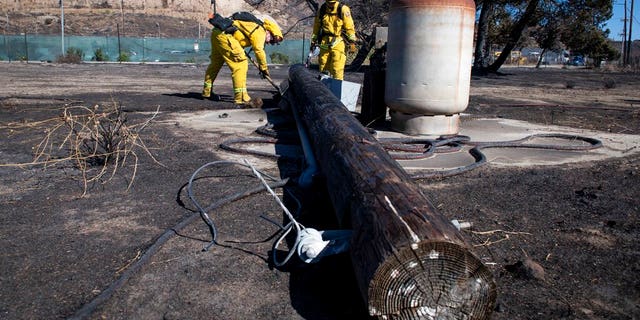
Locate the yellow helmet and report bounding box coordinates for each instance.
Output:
[263,18,284,44]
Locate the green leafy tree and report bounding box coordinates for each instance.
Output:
[473,0,538,72]
[487,0,541,72]
[558,0,619,66]
[473,0,618,73]
[530,0,564,68]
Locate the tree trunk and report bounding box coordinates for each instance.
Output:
[304,0,319,12]
[535,47,547,68]
[285,64,496,319]
[473,0,493,69]
[488,0,540,72]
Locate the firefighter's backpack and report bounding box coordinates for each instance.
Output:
[208,13,236,33]
[231,12,264,26]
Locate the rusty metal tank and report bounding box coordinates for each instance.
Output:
[385,0,476,135]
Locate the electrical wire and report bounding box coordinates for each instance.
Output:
[187,160,284,250]
[186,158,309,267]
[242,159,307,267]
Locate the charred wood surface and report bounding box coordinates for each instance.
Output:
[361,69,387,127]
[286,64,496,319]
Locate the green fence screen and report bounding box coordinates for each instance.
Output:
[0,34,310,64]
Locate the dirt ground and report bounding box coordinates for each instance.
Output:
[0,62,639,320]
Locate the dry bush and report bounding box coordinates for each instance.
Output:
[30,102,163,196]
[602,77,616,89]
[56,47,84,64]
[565,80,576,89]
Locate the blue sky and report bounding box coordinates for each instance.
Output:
[606,0,639,40]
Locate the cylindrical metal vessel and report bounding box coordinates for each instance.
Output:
[385,0,476,135]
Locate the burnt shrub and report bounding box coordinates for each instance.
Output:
[56,47,84,63]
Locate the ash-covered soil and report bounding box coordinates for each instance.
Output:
[0,62,638,319]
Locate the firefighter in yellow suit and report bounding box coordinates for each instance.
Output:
[202,15,283,102]
[232,17,284,78]
[311,0,357,80]
[204,27,256,107]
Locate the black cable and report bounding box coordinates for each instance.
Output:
[219,137,282,159]
[410,146,487,179]
[471,133,602,150]
[218,124,302,160]
[408,134,602,179]
[187,160,283,249]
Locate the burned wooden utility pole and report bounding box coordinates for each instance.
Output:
[286,64,496,319]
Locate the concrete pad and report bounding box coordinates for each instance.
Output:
[179,108,273,132]
[174,108,300,169]
[392,117,640,171]
[175,110,640,171]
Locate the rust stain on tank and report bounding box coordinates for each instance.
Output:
[391,0,475,10]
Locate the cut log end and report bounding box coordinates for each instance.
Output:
[368,241,496,320]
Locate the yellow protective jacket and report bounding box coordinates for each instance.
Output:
[311,2,356,47]
[231,18,283,72]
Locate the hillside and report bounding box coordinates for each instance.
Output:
[0,0,314,38]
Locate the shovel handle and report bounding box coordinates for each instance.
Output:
[245,51,280,92]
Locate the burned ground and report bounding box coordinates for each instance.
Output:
[0,62,638,319]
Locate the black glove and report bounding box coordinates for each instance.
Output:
[259,69,270,79]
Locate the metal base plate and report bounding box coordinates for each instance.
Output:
[390,110,461,136]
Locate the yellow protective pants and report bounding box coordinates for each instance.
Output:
[204,29,251,104]
[317,37,346,80]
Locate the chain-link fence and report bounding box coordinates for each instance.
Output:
[0,34,311,64]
